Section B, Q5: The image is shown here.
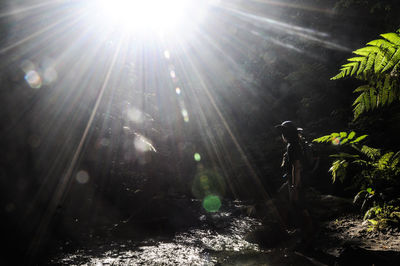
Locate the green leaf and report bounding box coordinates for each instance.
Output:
[348,131,356,140]
[313,135,332,143]
[354,85,370,93]
[350,135,368,144]
[368,39,392,47]
[382,48,400,72]
[329,159,348,183]
[330,153,359,158]
[378,152,394,170]
[374,49,385,73]
[365,52,376,72]
[381,33,400,45]
[331,71,345,80]
[361,145,381,159]
[354,46,380,56]
[357,57,368,76]
[354,190,367,204]
[348,57,367,62]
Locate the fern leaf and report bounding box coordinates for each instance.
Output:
[388,86,396,105]
[329,160,348,183]
[377,152,394,170]
[377,85,386,106]
[357,58,368,76]
[348,57,368,62]
[380,33,400,45]
[313,135,333,143]
[369,87,377,110]
[391,151,400,168]
[365,52,376,72]
[353,46,380,56]
[354,85,370,92]
[351,63,359,76]
[353,85,385,117]
[367,39,395,49]
[374,50,386,73]
[341,62,358,76]
[353,93,365,120]
[348,131,356,140]
[350,135,368,144]
[361,145,381,159]
[331,72,345,80]
[382,48,400,73]
[362,89,371,110]
[330,153,359,158]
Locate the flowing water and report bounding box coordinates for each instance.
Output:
[50,202,319,265]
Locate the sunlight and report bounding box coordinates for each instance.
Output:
[97,0,192,33]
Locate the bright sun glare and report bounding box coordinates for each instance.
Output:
[97,0,192,33]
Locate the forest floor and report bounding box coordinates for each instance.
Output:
[317,213,400,254]
[44,195,400,265]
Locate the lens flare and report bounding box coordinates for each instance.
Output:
[202,195,221,212]
[76,170,90,184]
[25,70,42,89]
[194,153,201,162]
[332,137,341,145]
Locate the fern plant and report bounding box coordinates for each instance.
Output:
[314,131,400,230]
[331,29,400,120]
[314,131,400,183]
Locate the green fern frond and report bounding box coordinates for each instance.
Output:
[377,152,394,170]
[352,79,400,120]
[350,134,368,144]
[313,132,367,146]
[329,159,348,183]
[330,153,360,158]
[361,145,381,160]
[382,48,400,72]
[348,131,356,140]
[332,31,400,80]
[381,33,400,45]
[368,39,395,49]
[364,52,377,73]
[353,46,381,56]
[391,151,400,168]
[313,135,333,143]
[353,86,376,119]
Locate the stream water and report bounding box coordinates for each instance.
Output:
[50,201,321,265]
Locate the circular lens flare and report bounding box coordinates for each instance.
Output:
[203,195,221,212]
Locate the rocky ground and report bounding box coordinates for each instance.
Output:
[43,193,400,266]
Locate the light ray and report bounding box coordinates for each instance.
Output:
[0,0,61,18]
[239,0,335,15]
[218,4,351,52]
[0,9,85,54]
[28,35,124,259]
